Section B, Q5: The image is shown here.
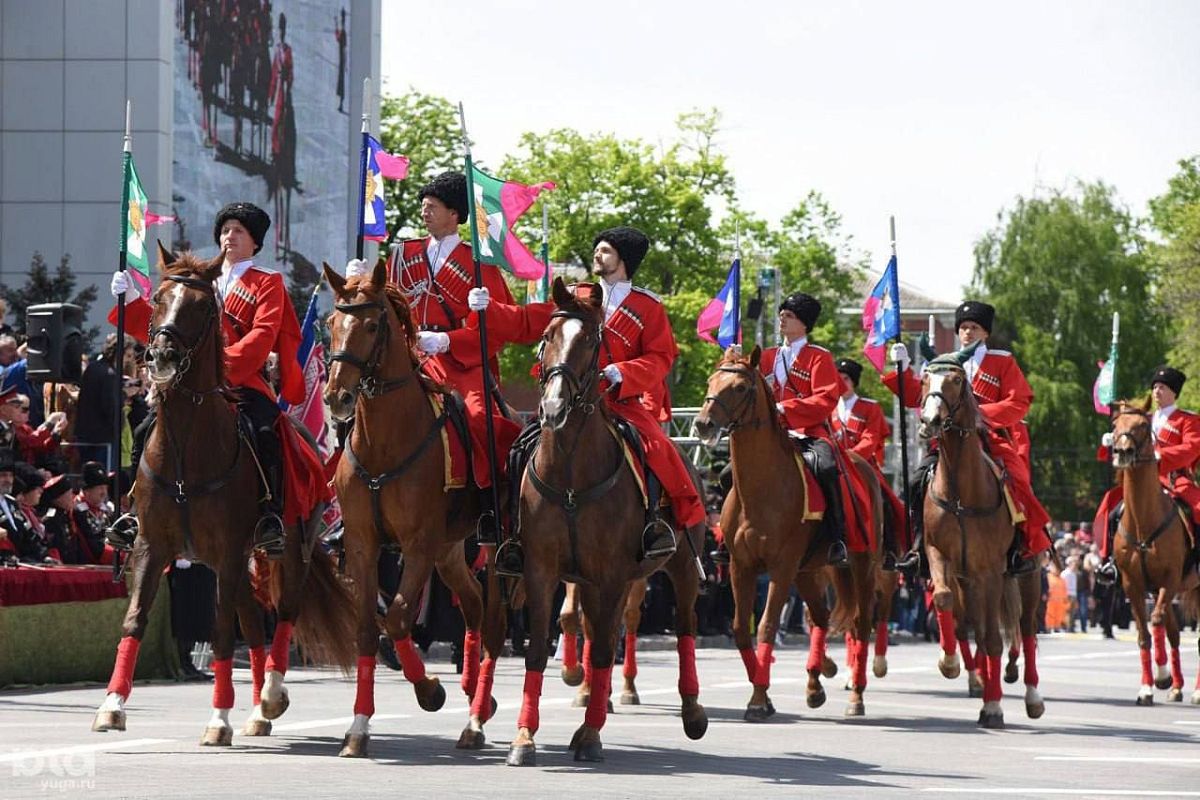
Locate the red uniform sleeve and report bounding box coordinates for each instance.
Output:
[778,349,839,431]
[225,273,285,388]
[1158,413,1200,475]
[977,357,1033,430]
[882,367,922,409]
[850,402,884,461]
[444,271,552,369]
[611,301,676,402]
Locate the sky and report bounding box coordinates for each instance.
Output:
[381,0,1200,302]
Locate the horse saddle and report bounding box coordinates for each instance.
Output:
[786,434,836,531]
[1108,497,1197,567]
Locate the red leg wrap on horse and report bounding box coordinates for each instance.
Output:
[353,655,376,717]
[677,635,700,697]
[623,632,638,680]
[106,636,141,699]
[739,647,757,681]
[583,666,613,729]
[250,645,267,706]
[754,641,774,688]
[874,621,889,658]
[1171,648,1184,689]
[958,637,975,671]
[1140,648,1153,686]
[1153,625,1168,666]
[936,610,957,657]
[984,654,1003,703]
[806,626,828,673]
[469,658,497,721]
[1022,635,1038,687]
[562,633,579,670]
[516,671,544,734]
[265,621,294,675]
[212,658,235,709]
[394,637,427,683]
[461,629,481,697]
[854,638,869,690]
[582,638,594,687]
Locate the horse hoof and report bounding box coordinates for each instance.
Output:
[844,701,865,717]
[506,743,536,767]
[456,727,486,750]
[743,704,772,723]
[91,710,126,732]
[241,718,272,737]
[561,664,584,687]
[765,698,777,717]
[1168,688,1184,703]
[978,710,1004,729]
[1026,701,1045,719]
[339,733,369,758]
[821,657,838,679]
[843,679,854,692]
[806,688,827,709]
[872,656,888,679]
[490,696,499,721]
[939,660,961,680]
[260,692,290,721]
[1136,694,1155,707]
[416,677,446,712]
[607,700,614,713]
[1004,662,1019,684]
[620,690,640,706]
[571,693,589,708]
[682,705,708,740]
[573,740,604,762]
[1155,676,1174,691]
[200,726,233,747]
[1191,690,1200,705]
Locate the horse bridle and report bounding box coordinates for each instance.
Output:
[703,364,763,435]
[329,298,411,399]
[1110,408,1158,466]
[538,309,602,418]
[147,274,222,397]
[921,365,976,439]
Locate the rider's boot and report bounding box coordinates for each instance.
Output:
[253,426,286,560]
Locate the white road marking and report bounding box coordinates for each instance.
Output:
[0,739,173,764]
[1036,755,1200,764]
[924,790,1200,797]
[265,712,411,733]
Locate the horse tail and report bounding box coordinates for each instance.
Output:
[269,548,358,674]
[828,564,858,636]
[1002,575,1023,651]
[1181,585,1200,625]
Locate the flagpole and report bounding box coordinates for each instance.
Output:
[539,201,550,302]
[457,102,502,545]
[355,78,370,261]
[890,215,913,560]
[112,100,132,583]
[1111,311,1120,400]
[734,219,742,347]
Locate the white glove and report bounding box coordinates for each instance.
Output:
[174,558,192,569]
[468,287,491,312]
[1101,432,1114,448]
[602,364,622,384]
[345,258,368,278]
[110,270,141,302]
[775,402,786,415]
[890,343,910,371]
[416,331,450,355]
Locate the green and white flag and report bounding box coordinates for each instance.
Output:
[122,154,151,291]
[465,161,554,280]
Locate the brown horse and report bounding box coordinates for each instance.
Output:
[917,351,1021,728]
[92,245,355,744]
[694,345,881,719]
[322,261,506,757]
[559,580,649,706]
[506,278,708,766]
[1107,400,1198,704]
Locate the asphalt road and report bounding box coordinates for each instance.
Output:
[4,632,1199,799]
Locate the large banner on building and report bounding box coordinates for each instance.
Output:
[173,0,350,286]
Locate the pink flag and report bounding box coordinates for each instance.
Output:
[374,150,410,180]
[144,211,176,227]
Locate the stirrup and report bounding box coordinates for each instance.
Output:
[253,513,286,560]
[1095,559,1118,586]
[641,518,677,561]
[710,543,731,565]
[1005,549,1037,576]
[827,540,849,568]
[104,513,139,552]
[881,551,898,572]
[495,539,524,578]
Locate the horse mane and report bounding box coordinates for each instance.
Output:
[342,275,448,396]
[159,251,233,397]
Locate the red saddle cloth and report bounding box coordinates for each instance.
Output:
[276,418,333,524]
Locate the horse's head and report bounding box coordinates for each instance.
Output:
[1109,397,1154,470]
[145,242,223,388]
[918,345,982,440]
[694,345,763,448]
[322,259,417,422]
[537,277,603,430]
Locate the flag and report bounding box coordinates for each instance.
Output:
[467,164,554,280]
[1095,341,1118,414]
[361,134,409,242]
[697,259,741,347]
[122,156,152,297]
[862,255,902,370]
[283,291,333,459]
[144,211,175,227]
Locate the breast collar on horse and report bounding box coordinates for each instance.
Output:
[1112,406,1182,588]
[141,273,247,559]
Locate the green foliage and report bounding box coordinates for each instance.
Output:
[0,252,100,351]
[970,182,1167,518]
[1151,156,1200,408]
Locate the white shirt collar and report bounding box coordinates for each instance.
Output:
[1153,404,1176,435]
[216,258,254,299]
[774,336,808,388]
[600,279,632,320]
[964,341,988,381]
[837,393,858,424]
[426,232,461,276]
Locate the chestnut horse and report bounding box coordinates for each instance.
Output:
[323,261,506,757]
[1106,400,1199,705]
[917,351,1022,728]
[93,246,355,745]
[694,346,881,719]
[506,278,708,766]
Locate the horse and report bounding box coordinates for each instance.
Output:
[558,580,650,707]
[694,345,881,720]
[916,350,1022,728]
[1106,399,1199,705]
[844,567,899,686]
[92,245,355,745]
[505,278,708,765]
[322,261,506,757]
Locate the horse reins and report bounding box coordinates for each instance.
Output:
[703,365,763,435]
[328,299,412,399]
[147,274,225,403]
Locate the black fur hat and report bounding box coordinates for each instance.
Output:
[955,300,995,334]
[836,358,864,387]
[12,462,44,496]
[418,171,470,223]
[41,473,74,504]
[1151,366,1186,397]
[593,226,651,278]
[213,202,271,254]
[779,292,821,331]
[81,461,111,490]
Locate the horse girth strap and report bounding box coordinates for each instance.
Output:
[928,484,1004,518]
[1118,502,1181,553]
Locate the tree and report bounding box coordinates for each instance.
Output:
[1151,156,1200,407]
[970,182,1167,518]
[0,252,100,351]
